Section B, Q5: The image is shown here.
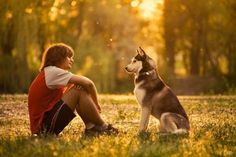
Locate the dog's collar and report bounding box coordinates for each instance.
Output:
[139,69,156,76]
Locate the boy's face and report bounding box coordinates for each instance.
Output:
[58,56,74,70]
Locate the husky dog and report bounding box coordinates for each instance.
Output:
[125,47,190,134]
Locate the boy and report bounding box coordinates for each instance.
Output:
[28,43,118,135]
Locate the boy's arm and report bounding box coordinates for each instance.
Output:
[68,75,101,112]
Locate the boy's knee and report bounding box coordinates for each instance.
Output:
[74,84,84,90]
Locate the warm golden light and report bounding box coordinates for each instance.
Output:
[131,0,139,8]
[49,0,65,21]
[71,0,77,7]
[6,11,13,19]
[25,8,33,14]
[139,0,163,19]
[116,4,122,9]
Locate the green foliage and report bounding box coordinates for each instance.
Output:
[163,0,236,77]
[0,0,236,93]
[0,94,236,157]
[0,0,140,93]
[74,39,114,93]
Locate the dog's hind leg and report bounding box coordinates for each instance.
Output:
[159,112,189,134]
[139,107,151,132]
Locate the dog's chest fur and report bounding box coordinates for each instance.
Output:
[134,81,146,106]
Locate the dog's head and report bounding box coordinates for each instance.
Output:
[125,47,156,75]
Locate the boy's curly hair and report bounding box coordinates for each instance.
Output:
[40,43,74,71]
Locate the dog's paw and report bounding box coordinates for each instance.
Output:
[138,131,150,139]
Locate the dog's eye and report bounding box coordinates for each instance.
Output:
[133,60,136,63]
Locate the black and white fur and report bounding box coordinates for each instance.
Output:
[125,47,190,134]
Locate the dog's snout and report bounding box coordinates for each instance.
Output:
[125,66,130,72]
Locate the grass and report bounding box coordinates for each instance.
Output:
[0,94,235,157]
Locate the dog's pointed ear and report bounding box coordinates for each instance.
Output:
[138,46,146,57]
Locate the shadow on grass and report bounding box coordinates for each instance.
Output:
[157,132,189,143]
[137,131,189,142]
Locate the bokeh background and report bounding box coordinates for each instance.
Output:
[0,0,236,94]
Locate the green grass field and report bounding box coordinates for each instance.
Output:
[0,94,235,157]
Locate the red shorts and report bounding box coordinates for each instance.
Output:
[40,100,76,135]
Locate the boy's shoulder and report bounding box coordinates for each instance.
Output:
[44,66,69,74]
[44,66,73,89]
[44,66,72,80]
[44,66,61,71]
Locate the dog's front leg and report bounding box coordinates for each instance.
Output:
[139,107,151,132]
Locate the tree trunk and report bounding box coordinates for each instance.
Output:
[190,19,203,75]
[165,36,175,75]
[77,1,86,40]
[163,0,176,75]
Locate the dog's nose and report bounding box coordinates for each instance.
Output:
[125,66,128,70]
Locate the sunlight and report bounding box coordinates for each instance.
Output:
[131,0,139,7]
[71,0,77,7]
[138,0,163,19]
[49,0,65,21]
[5,11,13,19]
[25,8,33,14]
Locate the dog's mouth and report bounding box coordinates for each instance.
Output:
[125,66,136,74]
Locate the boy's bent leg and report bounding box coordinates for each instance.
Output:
[61,86,80,111]
[76,90,105,126]
[41,100,76,135]
[62,85,105,126]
